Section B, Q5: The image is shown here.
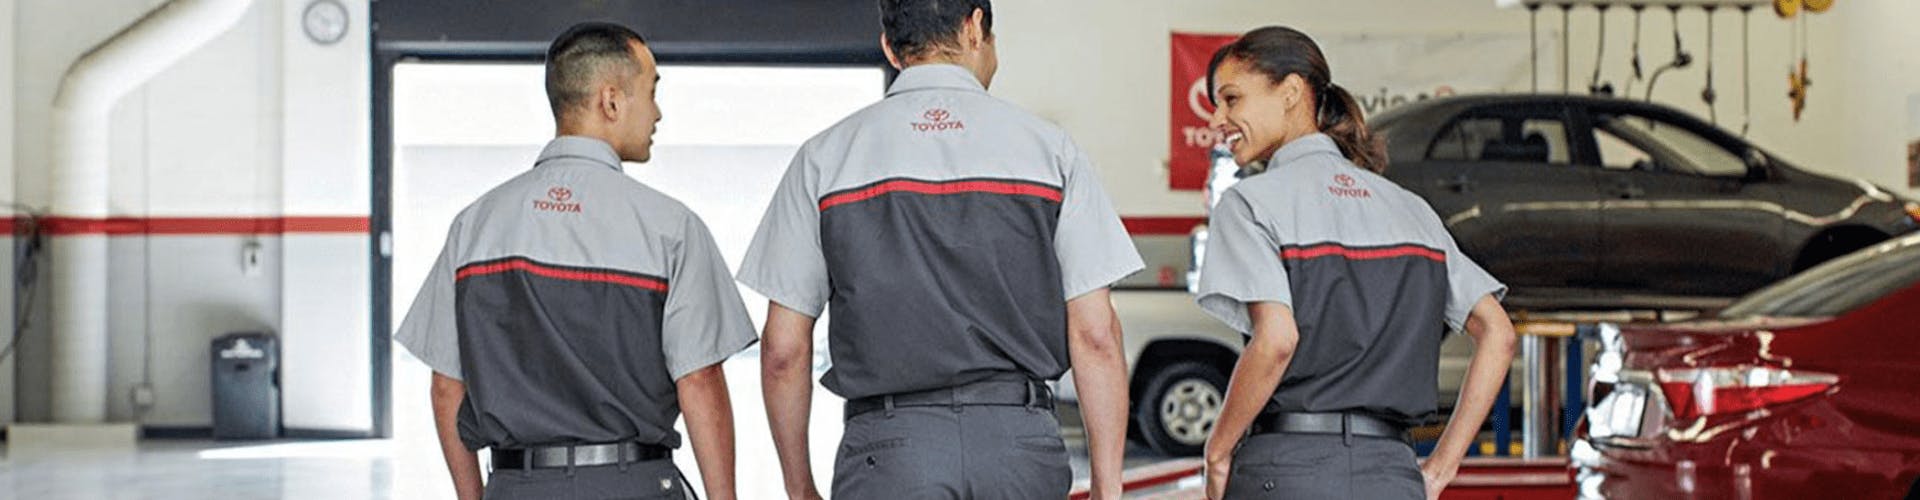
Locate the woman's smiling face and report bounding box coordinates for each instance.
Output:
[1208,57,1310,167]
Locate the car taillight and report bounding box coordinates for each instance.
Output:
[1655,366,1837,420]
[1905,202,1920,225]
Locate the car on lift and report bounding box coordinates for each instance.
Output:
[1370,94,1920,311]
[1572,232,1920,499]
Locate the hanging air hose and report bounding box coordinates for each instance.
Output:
[1645,4,1692,102]
[1530,3,1541,93]
[1741,5,1754,136]
[1702,6,1719,125]
[1625,4,1646,96]
[1589,5,1613,96]
[1561,4,1573,93]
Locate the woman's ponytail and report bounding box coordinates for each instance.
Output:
[1317,83,1387,174]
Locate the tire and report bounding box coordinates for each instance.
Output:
[1134,361,1229,457]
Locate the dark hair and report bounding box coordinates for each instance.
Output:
[878,0,993,61]
[544,22,648,119]
[1206,26,1386,173]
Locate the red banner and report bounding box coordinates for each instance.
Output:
[1169,32,1238,191]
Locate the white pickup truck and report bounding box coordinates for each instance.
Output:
[1057,287,1509,457]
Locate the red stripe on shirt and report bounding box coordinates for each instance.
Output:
[1280,243,1447,263]
[818,179,1064,211]
[455,257,668,292]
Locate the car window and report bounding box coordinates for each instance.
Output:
[1720,236,1920,318]
[1428,115,1571,164]
[1591,113,1748,177]
[1594,127,1654,171]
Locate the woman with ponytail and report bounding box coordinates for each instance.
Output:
[1191,27,1517,500]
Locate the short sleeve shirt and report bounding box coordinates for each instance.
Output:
[393,136,758,449]
[1194,133,1505,425]
[736,64,1144,399]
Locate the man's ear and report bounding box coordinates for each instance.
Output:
[880,34,903,70]
[962,8,987,49]
[599,84,622,120]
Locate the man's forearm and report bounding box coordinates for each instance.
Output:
[761,304,821,498]
[678,364,737,500]
[431,373,484,500]
[1066,291,1129,498]
[1069,325,1128,496]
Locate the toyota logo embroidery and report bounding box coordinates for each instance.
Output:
[1329,174,1373,198]
[912,108,965,132]
[535,186,583,213]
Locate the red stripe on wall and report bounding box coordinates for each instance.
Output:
[28,216,369,236]
[818,179,1064,211]
[1281,244,1447,262]
[455,257,669,292]
[1121,216,1206,236]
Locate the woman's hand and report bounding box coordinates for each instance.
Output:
[1420,460,1457,500]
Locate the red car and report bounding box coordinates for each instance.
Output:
[1573,232,1920,499]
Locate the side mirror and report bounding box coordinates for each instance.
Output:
[1743,149,1772,182]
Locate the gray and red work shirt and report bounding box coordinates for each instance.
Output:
[736,64,1144,400]
[394,136,758,450]
[1195,133,1506,426]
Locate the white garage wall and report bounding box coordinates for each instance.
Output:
[278,0,373,434]
[1822,1,1920,199]
[0,0,16,427]
[11,0,165,426]
[8,0,370,430]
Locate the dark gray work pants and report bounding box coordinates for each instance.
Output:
[832,405,1071,499]
[483,457,691,500]
[1224,433,1425,499]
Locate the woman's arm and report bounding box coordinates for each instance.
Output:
[1422,295,1518,499]
[1203,302,1300,499]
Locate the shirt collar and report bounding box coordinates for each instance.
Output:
[886,64,987,97]
[536,136,624,172]
[1267,133,1343,167]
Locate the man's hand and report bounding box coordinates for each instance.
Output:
[1204,451,1233,500]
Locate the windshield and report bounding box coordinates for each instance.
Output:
[1721,234,1920,319]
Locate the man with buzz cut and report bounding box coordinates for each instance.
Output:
[394,22,756,500]
[738,1,1143,498]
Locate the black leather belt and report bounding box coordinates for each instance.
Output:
[492,441,670,469]
[845,378,1053,420]
[1250,411,1410,442]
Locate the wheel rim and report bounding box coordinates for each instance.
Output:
[1158,378,1222,446]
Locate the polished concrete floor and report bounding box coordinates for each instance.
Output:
[0,352,1175,499]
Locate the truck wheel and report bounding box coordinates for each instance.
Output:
[1135,361,1228,457]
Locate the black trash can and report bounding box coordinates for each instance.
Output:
[211,332,280,440]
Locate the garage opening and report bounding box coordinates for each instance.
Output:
[387,62,882,498]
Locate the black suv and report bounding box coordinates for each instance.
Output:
[1370,95,1920,310]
